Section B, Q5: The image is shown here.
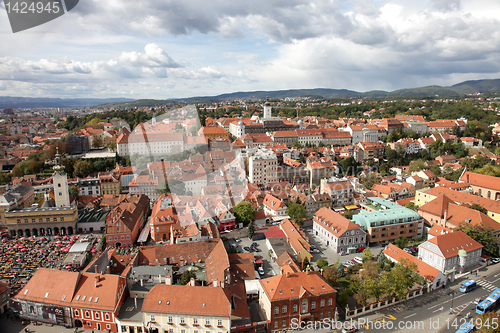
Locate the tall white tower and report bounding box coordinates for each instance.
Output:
[237,120,245,138]
[53,149,70,207]
[263,96,272,119]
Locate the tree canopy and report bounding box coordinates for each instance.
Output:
[232,201,256,226]
[286,203,307,224]
[456,222,499,257]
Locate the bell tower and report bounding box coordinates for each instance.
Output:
[263,95,272,119]
[52,148,70,207]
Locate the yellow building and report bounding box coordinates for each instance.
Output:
[142,284,231,333]
[415,187,500,223]
[99,173,121,195]
[3,154,78,238]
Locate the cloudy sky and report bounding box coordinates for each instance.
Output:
[0,0,500,99]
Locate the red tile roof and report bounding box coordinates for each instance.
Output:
[427,231,483,259]
[383,244,441,282]
[142,285,231,316]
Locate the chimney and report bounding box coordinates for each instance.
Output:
[213,279,218,287]
[306,266,310,275]
[134,295,137,309]
[321,269,324,276]
[140,279,143,287]
[190,277,195,286]
[286,271,290,278]
[165,276,172,285]
[443,209,448,227]
[94,265,98,274]
[159,274,162,283]
[106,266,110,274]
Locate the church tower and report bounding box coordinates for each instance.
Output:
[263,95,272,119]
[52,149,70,207]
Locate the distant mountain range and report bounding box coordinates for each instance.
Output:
[0,97,134,109]
[2,78,500,109]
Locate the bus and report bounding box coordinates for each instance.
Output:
[459,280,477,293]
[455,322,475,333]
[476,288,500,314]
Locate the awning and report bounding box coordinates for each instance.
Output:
[345,205,359,210]
[347,247,357,250]
[333,207,345,212]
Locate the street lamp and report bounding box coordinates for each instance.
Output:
[450,291,457,312]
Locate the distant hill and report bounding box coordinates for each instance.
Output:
[4,78,500,109]
[0,96,134,109]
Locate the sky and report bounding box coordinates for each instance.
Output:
[0,0,500,99]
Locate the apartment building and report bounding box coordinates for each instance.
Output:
[249,147,278,184]
[353,197,423,244]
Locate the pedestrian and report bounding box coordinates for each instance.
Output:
[465,312,470,319]
[449,308,454,314]
[440,306,444,311]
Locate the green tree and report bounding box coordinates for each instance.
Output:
[456,222,499,257]
[69,186,79,199]
[232,201,256,226]
[316,259,329,269]
[247,222,255,240]
[362,248,373,263]
[179,270,197,285]
[342,211,354,219]
[11,166,22,178]
[404,202,418,211]
[323,265,340,286]
[287,203,307,224]
[387,258,419,300]
[73,160,93,178]
[469,203,488,215]
[365,272,389,303]
[394,236,409,249]
[337,262,346,277]
[302,257,311,270]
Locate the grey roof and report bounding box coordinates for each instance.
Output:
[1,184,33,205]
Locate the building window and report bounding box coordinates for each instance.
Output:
[95,312,100,319]
[328,298,333,306]
[60,217,64,221]
[282,319,287,327]
[85,311,90,318]
[169,329,174,333]
[180,317,185,324]
[311,301,316,310]
[168,316,173,323]
[74,310,79,316]
[274,321,278,328]
[105,313,110,320]
[205,318,210,326]
[193,318,198,325]
[106,324,111,330]
[293,304,298,313]
[321,299,325,308]
[274,306,279,315]
[282,305,287,314]
[217,319,223,326]
[150,314,155,322]
[86,322,91,327]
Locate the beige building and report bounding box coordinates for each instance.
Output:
[4,160,77,238]
[249,147,278,184]
[141,284,231,333]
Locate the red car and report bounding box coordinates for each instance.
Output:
[356,247,365,253]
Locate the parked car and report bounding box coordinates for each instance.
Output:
[474,297,482,304]
[243,246,251,252]
[353,257,363,264]
[235,238,241,243]
[411,246,418,252]
[258,267,265,275]
[251,242,258,247]
[491,258,500,264]
[356,247,365,253]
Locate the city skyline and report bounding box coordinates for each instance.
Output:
[0,0,500,99]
